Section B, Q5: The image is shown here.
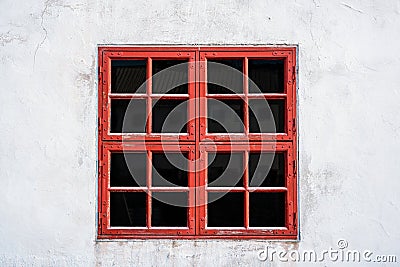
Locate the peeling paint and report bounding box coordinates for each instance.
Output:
[0,31,26,46]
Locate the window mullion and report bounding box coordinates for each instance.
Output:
[243,57,249,135]
[146,57,152,134]
[244,150,249,229]
[146,150,152,228]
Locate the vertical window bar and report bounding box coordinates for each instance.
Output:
[195,55,201,234]
[199,55,207,139]
[203,150,208,230]
[244,150,249,229]
[104,150,109,230]
[243,58,249,135]
[146,57,152,134]
[146,150,152,228]
[188,148,195,232]
[188,57,196,139]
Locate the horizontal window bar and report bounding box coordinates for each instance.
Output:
[247,187,288,192]
[206,187,246,192]
[108,187,147,192]
[109,94,147,99]
[109,94,190,99]
[108,187,190,192]
[206,94,245,99]
[151,94,190,99]
[247,93,287,99]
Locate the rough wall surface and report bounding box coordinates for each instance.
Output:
[1,0,400,266]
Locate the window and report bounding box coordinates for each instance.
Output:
[98,47,297,239]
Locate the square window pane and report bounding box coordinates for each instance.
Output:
[208,99,244,133]
[152,192,187,227]
[249,193,285,227]
[110,192,146,227]
[207,192,244,227]
[152,100,187,133]
[111,153,146,187]
[249,60,284,93]
[152,60,188,94]
[111,60,147,94]
[208,153,243,187]
[207,60,243,94]
[111,99,146,133]
[152,153,188,187]
[249,153,285,187]
[249,99,285,133]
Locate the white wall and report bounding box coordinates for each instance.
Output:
[1,0,400,266]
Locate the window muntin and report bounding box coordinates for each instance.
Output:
[98,47,297,239]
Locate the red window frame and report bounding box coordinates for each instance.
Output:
[99,49,197,142]
[100,143,196,237]
[98,46,297,239]
[197,143,296,237]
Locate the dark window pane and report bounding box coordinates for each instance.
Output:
[152,60,188,94]
[111,99,146,133]
[110,192,146,227]
[249,60,284,93]
[208,99,244,133]
[111,153,146,187]
[249,153,285,187]
[152,100,187,133]
[250,193,285,227]
[208,193,244,227]
[152,192,187,227]
[208,153,243,187]
[152,153,187,187]
[249,99,285,133]
[111,60,146,94]
[207,60,243,94]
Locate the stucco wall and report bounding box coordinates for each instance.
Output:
[1,0,400,266]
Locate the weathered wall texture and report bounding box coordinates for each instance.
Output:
[1,0,400,266]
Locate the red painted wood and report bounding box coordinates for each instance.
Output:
[98,46,297,239]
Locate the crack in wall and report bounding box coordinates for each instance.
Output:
[32,0,83,70]
[341,2,364,14]
[33,0,51,70]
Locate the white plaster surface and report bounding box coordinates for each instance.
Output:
[1,0,400,266]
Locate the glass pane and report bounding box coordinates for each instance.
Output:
[152,192,187,227]
[207,60,243,94]
[152,153,187,187]
[249,99,285,133]
[249,193,285,227]
[152,60,188,94]
[208,99,244,133]
[110,192,146,227]
[208,153,243,187]
[207,192,244,227]
[152,100,187,133]
[111,60,146,94]
[111,99,146,133]
[249,60,284,93]
[110,153,146,187]
[249,153,285,187]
